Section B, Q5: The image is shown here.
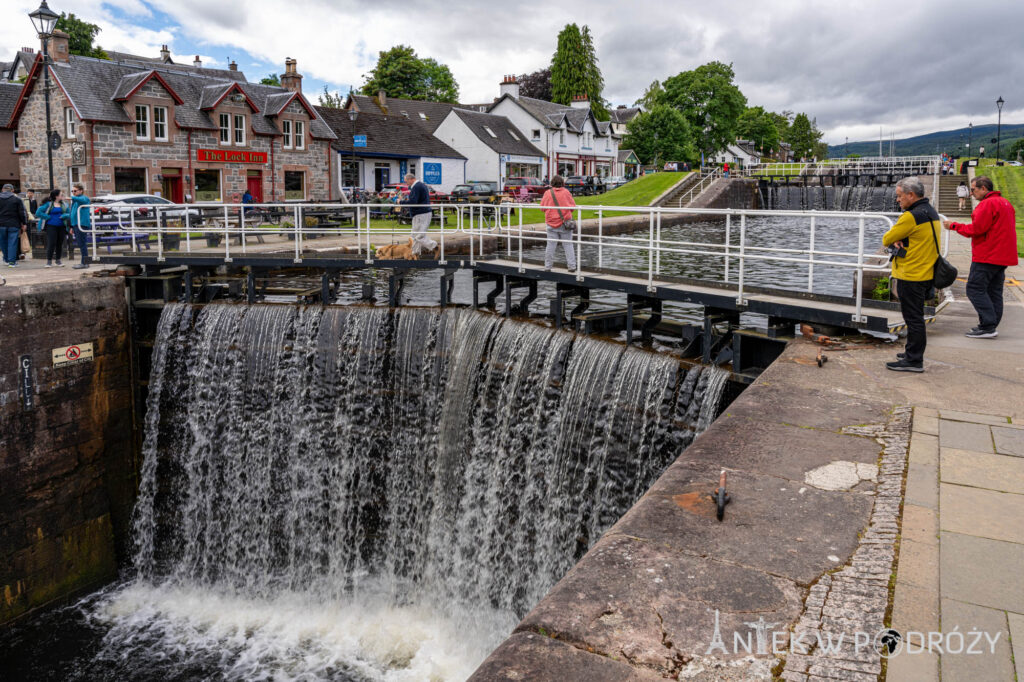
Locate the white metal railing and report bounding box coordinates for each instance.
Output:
[672,167,721,207]
[747,156,942,178]
[75,201,950,326]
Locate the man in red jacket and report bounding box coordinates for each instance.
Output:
[946,175,1019,338]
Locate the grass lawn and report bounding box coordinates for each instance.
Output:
[515,172,691,225]
[977,165,1024,256]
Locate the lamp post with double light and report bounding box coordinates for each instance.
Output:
[996,96,1004,164]
[29,0,59,192]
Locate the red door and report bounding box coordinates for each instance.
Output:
[162,176,184,203]
[246,173,263,202]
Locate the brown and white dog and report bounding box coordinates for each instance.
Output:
[375,238,439,260]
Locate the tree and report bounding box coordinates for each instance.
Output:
[1008,137,1024,160]
[634,80,664,110]
[736,106,779,155]
[55,13,107,59]
[662,61,747,157]
[550,23,607,119]
[622,104,695,166]
[260,73,280,86]
[517,67,552,101]
[360,45,459,103]
[318,85,344,108]
[786,113,816,159]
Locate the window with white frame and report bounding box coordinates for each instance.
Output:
[153,106,168,141]
[531,129,540,140]
[12,130,19,151]
[483,126,497,138]
[68,166,82,188]
[135,105,149,140]
[508,129,520,141]
[233,114,245,145]
[294,120,304,149]
[65,107,77,139]
[559,129,565,144]
[282,120,292,149]
[219,114,230,144]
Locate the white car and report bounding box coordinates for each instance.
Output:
[603,176,629,190]
[92,194,201,224]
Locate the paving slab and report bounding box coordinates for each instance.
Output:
[890,581,939,634]
[992,426,1024,457]
[939,410,1011,426]
[940,447,1024,494]
[904,463,938,510]
[914,407,939,419]
[722,381,891,432]
[912,414,939,436]
[940,532,1024,613]
[899,504,938,546]
[940,599,1015,682]
[939,483,1024,544]
[908,433,938,466]
[885,649,939,682]
[938,420,994,453]
[467,631,667,682]
[893,538,939,592]
[1008,612,1024,682]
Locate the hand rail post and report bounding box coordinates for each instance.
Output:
[439,205,446,265]
[184,206,191,253]
[808,214,816,292]
[736,212,746,305]
[655,209,662,275]
[598,209,603,268]
[156,207,164,261]
[223,206,231,262]
[517,206,523,272]
[469,209,476,265]
[89,206,97,259]
[575,207,582,279]
[294,205,301,263]
[647,211,654,292]
[240,204,246,255]
[854,214,866,323]
[724,212,731,282]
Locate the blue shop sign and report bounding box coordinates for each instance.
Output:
[423,162,442,184]
[353,135,367,147]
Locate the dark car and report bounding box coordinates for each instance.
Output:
[381,183,449,202]
[504,176,548,200]
[450,182,499,203]
[564,176,588,196]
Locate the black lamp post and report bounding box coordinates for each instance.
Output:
[968,121,972,158]
[29,0,59,193]
[996,96,1004,163]
[348,109,358,197]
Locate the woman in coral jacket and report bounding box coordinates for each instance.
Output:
[946,175,1019,338]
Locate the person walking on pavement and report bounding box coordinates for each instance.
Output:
[0,183,28,268]
[539,175,577,272]
[68,183,92,269]
[21,189,37,260]
[956,180,969,211]
[882,177,941,372]
[36,189,68,267]
[402,173,437,257]
[946,175,1019,338]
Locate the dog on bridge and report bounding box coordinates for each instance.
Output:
[374,238,439,260]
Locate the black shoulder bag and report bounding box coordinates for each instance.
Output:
[929,221,957,289]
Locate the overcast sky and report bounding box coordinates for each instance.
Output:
[6,0,1022,144]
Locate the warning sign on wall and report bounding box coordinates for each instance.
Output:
[52,342,95,367]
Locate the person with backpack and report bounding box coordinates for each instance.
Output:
[539,175,577,272]
[35,189,68,267]
[0,183,28,268]
[956,181,969,211]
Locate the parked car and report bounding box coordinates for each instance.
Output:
[381,183,449,202]
[603,176,629,190]
[449,182,500,203]
[503,176,548,200]
[92,194,201,223]
[564,176,588,195]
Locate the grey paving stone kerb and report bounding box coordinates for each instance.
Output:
[781,407,912,682]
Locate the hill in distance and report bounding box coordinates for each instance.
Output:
[828,123,1024,157]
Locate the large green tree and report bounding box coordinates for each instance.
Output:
[360,45,459,103]
[260,73,280,86]
[662,61,747,156]
[549,23,607,119]
[622,104,695,166]
[736,106,779,155]
[318,85,344,108]
[786,113,817,159]
[633,80,664,110]
[55,13,107,59]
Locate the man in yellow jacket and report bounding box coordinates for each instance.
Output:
[882,177,940,372]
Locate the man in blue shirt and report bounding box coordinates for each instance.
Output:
[403,173,437,257]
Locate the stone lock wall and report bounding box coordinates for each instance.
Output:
[0,277,135,625]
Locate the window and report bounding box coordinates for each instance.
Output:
[531,129,540,141]
[135,105,149,140]
[68,166,82,188]
[12,130,18,151]
[114,167,146,193]
[294,120,304,150]
[408,162,416,178]
[233,114,245,145]
[195,169,221,202]
[282,120,292,149]
[341,160,360,188]
[559,129,565,144]
[284,170,304,200]
[65,107,77,139]
[219,114,230,144]
[483,126,497,138]
[153,106,168,141]
[418,112,426,120]
[508,129,520,141]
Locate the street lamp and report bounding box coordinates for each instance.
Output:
[968,122,972,158]
[996,96,1004,163]
[29,0,59,192]
[347,109,358,197]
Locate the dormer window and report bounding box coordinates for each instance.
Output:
[294,120,304,150]
[154,106,168,142]
[282,120,292,149]
[233,114,246,145]
[418,112,426,120]
[219,114,230,145]
[508,129,520,141]
[483,126,497,138]
[135,105,149,141]
[65,107,77,140]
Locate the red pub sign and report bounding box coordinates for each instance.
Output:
[196,148,268,164]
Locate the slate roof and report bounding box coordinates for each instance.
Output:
[447,109,544,157]
[609,107,640,124]
[0,82,23,128]
[497,94,613,136]
[0,62,12,81]
[317,106,464,160]
[617,149,639,163]
[106,51,246,82]
[16,55,334,139]
[346,93,455,133]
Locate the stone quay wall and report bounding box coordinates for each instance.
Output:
[0,277,134,625]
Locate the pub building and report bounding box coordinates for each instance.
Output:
[9,31,336,204]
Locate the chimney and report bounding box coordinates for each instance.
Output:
[21,47,35,54]
[281,57,303,93]
[160,44,170,62]
[45,30,70,63]
[499,74,520,100]
[229,59,237,72]
[376,89,387,109]
[193,55,202,68]
[570,94,590,110]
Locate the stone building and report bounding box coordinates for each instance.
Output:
[10,33,335,202]
[0,82,23,189]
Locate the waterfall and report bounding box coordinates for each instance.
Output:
[102,303,731,681]
[762,184,897,212]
